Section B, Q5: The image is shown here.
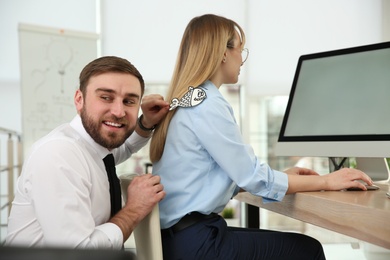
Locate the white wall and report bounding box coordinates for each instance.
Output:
[0,0,97,133]
[100,0,247,84]
[247,0,383,95]
[100,0,384,96]
[0,0,386,133]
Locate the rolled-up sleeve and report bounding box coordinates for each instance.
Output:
[79,223,123,249]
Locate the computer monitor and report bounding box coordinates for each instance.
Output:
[275,41,390,181]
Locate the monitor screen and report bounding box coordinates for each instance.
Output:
[276,41,390,180]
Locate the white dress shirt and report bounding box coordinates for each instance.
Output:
[5,115,149,249]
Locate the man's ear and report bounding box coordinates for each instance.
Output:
[74,89,83,112]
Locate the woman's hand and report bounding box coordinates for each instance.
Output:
[323,168,373,191]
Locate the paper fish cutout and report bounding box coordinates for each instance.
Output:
[169,86,207,111]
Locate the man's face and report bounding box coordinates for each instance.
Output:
[75,72,142,150]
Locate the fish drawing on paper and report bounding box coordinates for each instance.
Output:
[169,86,207,111]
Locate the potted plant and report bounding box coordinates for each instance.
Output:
[222,207,239,227]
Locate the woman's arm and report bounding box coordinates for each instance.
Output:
[285,167,373,194]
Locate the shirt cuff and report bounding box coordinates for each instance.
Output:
[95,223,123,249]
[263,170,288,203]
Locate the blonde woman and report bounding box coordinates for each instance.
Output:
[150,14,372,260]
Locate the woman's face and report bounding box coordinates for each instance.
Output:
[224,31,246,84]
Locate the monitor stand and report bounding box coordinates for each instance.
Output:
[328,157,390,182]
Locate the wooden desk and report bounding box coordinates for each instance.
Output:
[234,182,390,249]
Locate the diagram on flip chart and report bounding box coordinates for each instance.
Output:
[18,23,98,156]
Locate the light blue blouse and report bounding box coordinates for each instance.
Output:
[153,81,288,229]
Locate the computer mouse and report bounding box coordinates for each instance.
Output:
[346,184,379,191]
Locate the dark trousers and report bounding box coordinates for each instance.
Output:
[161,215,326,260]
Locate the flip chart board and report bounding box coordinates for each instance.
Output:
[18,23,98,156]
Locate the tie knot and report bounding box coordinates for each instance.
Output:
[103,154,115,168]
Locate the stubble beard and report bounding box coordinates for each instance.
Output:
[80,107,134,150]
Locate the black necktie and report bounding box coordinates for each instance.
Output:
[103,154,122,217]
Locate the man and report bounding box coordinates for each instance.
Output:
[6,56,169,249]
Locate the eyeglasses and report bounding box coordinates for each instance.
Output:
[241,48,249,64]
[227,45,249,64]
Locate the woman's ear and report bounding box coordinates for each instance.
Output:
[222,52,227,63]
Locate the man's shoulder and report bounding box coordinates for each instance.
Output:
[27,123,89,159]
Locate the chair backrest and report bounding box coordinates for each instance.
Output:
[119,174,163,260]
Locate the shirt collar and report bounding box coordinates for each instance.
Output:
[69,114,111,160]
[202,80,223,97]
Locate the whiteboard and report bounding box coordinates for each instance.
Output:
[18,23,99,157]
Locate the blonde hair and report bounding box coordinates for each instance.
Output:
[150,14,246,162]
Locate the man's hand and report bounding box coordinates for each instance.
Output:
[109,174,165,241]
[139,94,169,129]
[125,174,165,219]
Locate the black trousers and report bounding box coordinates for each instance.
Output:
[161,215,326,260]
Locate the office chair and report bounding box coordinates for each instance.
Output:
[120,173,163,260]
